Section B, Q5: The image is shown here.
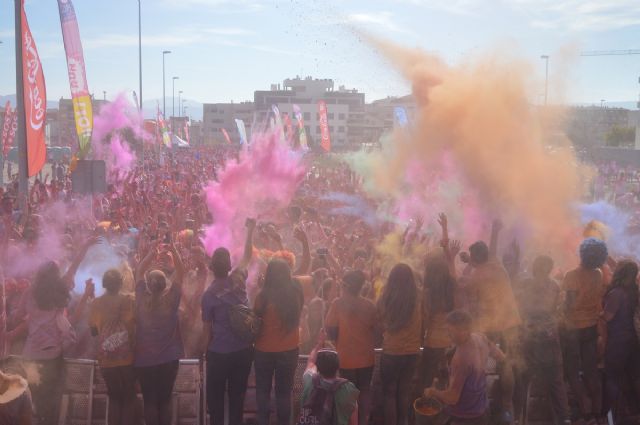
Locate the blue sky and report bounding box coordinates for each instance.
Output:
[0,0,639,108]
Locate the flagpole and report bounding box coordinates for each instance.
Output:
[14,0,29,214]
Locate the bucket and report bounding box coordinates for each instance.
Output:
[413,397,444,425]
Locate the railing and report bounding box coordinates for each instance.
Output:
[0,353,553,425]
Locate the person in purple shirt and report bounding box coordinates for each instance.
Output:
[599,260,640,422]
[424,310,505,425]
[134,240,185,425]
[201,218,255,425]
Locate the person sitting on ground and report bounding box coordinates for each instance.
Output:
[298,337,359,425]
[424,310,505,425]
[0,370,32,425]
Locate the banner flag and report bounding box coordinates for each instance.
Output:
[57,0,92,158]
[21,0,47,176]
[394,106,409,127]
[292,104,308,150]
[235,119,247,145]
[1,102,13,156]
[221,128,232,144]
[317,100,331,152]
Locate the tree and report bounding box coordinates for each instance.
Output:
[605,126,636,148]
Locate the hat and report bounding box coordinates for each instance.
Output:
[0,371,28,404]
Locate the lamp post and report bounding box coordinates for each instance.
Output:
[103,91,106,101]
[178,90,183,117]
[138,0,142,110]
[172,76,179,118]
[601,99,606,108]
[540,55,549,106]
[162,50,171,117]
[182,99,186,117]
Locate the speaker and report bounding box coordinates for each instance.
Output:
[71,160,107,194]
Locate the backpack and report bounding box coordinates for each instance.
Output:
[98,303,132,363]
[217,291,263,344]
[297,374,347,425]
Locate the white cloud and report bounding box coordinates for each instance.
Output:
[346,12,417,36]
[509,0,640,31]
[158,0,264,13]
[83,27,254,49]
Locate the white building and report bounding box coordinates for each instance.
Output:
[202,101,254,145]
[253,77,366,149]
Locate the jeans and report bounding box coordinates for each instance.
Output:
[421,347,447,389]
[254,348,299,425]
[207,348,254,425]
[563,326,601,418]
[136,360,180,425]
[101,365,137,425]
[31,356,64,425]
[340,366,374,425]
[381,353,419,425]
[604,337,640,420]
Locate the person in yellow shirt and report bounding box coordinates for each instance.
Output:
[377,263,423,425]
[89,269,136,425]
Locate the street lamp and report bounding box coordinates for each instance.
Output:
[178,90,183,117]
[182,99,186,117]
[541,55,549,106]
[138,0,142,111]
[162,50,171,117]
[601,99,606,108]
[103,91,106,101]
[172,76,179,118]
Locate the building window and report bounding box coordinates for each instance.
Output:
[338,113,345,119]
[338,126,345,133]
[304,112,310,120]
[328,113,334,119]
[316,126,321,134]
[329,126,334,132]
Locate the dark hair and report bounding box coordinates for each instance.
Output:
[579,238,608,270]
[446,309,473,329]
[210,247,232,278]
[424,255,455,316]
[102,269,123,294]
[532,255,554,279]
[33,261,70,311]
[316,350,340,377]
[378,263,417,333]
[343,270,366,296]
[258,259,303,333]
[469,241,489,265]
[607,260,639,312]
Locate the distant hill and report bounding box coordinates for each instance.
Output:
[0,94,58,110]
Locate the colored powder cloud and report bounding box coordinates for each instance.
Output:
[202,130,307,257]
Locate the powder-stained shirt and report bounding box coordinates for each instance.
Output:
[134,281,184,367]
[447,333,495,419]
[201,269,252,354]
[325,295,377,369]
[562,267,605,329]
[380,294,423,355]
[254,281,304,353]
[22,289,73,361]
[89,293,135,368]
[466,261,521,333]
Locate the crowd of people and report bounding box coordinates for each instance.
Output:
[0,145,638,425]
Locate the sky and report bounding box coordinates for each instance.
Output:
[0,0,639,110]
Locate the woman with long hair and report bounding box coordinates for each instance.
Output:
[378,263,423,425]
[134,240,185,425]
[253,259,304,425]
[600,260,640,421]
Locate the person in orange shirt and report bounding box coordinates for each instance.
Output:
[254,259,304,425]
[562,238,608,424]
[465,240,521,424]
[378,263,423,425]
[325,270,378,425]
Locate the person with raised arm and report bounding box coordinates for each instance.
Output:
[201,218,256,425]
[134,238,185,425]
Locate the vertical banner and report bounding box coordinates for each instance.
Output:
[57,0,92,158]
[132,91,140,110]
[21,0,47,177]
[282,113,293,144]
[317,100,331,153]
[221,128,232,144]
[5,110,18,157]
[394,106,409,127]
[1,102,13,156]
[271,105,286,143]
[157,108,171,147]
[184,118,190,145]
[292,104,308,150]
[235,119,247,145]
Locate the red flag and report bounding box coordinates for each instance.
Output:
[317,100,331,153]
[221,128,232,144]
[21,0,47,176]
[1,102,12,156]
